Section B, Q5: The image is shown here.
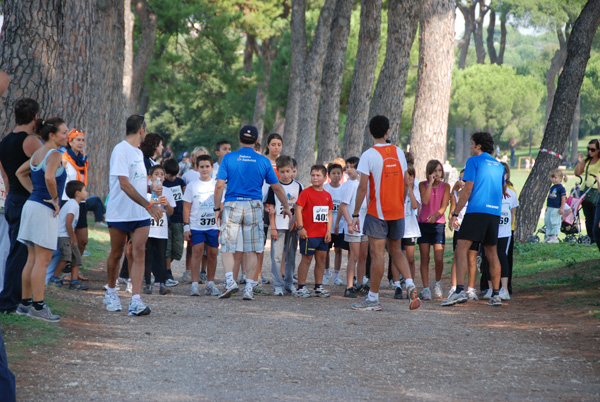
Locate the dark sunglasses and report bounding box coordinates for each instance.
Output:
[588,147,598,152]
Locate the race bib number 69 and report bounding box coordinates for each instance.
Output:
[313,206,329,223]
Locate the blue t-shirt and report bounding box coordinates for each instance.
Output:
[547,184,566,209]
[463,153,504,216]
[163,177,186,223]
[217,147,279,202]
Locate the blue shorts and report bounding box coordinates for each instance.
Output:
[299,237,329,256]
[107,219,151,233]
[417,222,445,245]
[191,229,219,248]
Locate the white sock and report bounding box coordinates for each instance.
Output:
[207,281,214,288]
[405,278,415,288]
[363,277,369,284]
[225,272,234,283]
[245,279,254,291]
[132,294,140,302]
[367,291,378,302]
[325,268,331,274]
[450,286,456,293]
[467,287,475,293]
[334,270,339,280]
[107,287,117,294]
[192,281,198,286]
[394,281,401,289]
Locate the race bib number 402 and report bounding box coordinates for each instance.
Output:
[313,206,329,222]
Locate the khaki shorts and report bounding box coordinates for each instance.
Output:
[219,200,264,253]
[58,237,83,267]
[344,233,368,243]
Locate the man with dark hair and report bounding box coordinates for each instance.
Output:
[214,125,292,300]
[350,115,421,311]
[103,115,163,316]
[444,132,505,307]
[0,98,42,313]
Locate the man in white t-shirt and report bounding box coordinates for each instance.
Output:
[104,115,163,316]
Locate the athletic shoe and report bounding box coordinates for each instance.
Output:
[15,303,30,316]
[447,287,456,299]
[344,287,358,298]
[292,275,298,284]
[117,277,128,286]
[466,288,479,300]
[83,251,91,257]
[432,281,443,299]
[252,282,270,295]
[350,297,382,311]
[261,276,270,284]
[204,284,219,296]
[182,270,192,283]
[488,295,502,307]
[314,285,330,298]
[441,291,468,306]
[159,284,171,295]
[499,287,510,301]
[50,276,62,288]
[356,284,369,295]
[165,278,179,287]
[323,270,332,285]
[284,285,297,296]
[199,271,207,284]
[218,281,239,299]
[482,288,493,300]
[69,281,89,291]
[27,304,60,322]
[126,280,132,294]
[273,287,285,296]
[333,278,344,286]
[143,284,152,294]
[421,287,432,300]
[362,278,371,287]
[190,283,201,296]
[242,287,254,300]
[295,287,311,298]
[394,286,403,300]
[104,292,122,312]
[128,299,151,316]
[238,272,247,284]
[407,286,421,310]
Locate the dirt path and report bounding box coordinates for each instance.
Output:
[8,253,600,401]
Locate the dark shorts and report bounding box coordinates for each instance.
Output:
[299,237,329,256]
[452,232,480,251]
[328,233,349,250]
[107,219,151,233]
[417,222,446,245]
[75,201,88,229]
[456,213,500,246]
[363,215,405,240]
[401,237,417,247]
[191,229,219,248]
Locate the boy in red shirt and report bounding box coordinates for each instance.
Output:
[295,165,333,297]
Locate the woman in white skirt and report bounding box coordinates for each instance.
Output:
[15,117,68,322]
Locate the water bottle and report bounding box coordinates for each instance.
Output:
[152,178,164,210]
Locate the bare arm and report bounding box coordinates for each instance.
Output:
[44,152,63,216]
[183,201,191,241]
[436,183,451,216]
[574,156,586,176]
[448,181,473,229]
[23,134,42,158]
[66,213,77,247]
[270,182,292,220]
[15,159,32,193]
[213,179,225,224]
[339,203,354,234]
[351,174,369,232]
[324,210,333,243]
[117,176,162,221]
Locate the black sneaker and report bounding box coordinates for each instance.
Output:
[69,281,89,291]
[143,284,152,294]
[356,284,370,295]
[159,284,171,295]
[393,286,403,299]
[344,287,358,298]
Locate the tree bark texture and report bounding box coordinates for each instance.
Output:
[498,12,507,64]
[253,37,277,144]
[409,0,456,180]
[515,0,600,243]
[282,0,308,155]
[244,34,257,73]
[544,28,569,128]
[341,0,382,159]
[487,9,497,64]
[316,0,353,164]
[455,127,464,165]
[293,0,337,185]
[362,0,418,151]
[456,1,475,69]
[570,94,581,166]
[473,0,489,64]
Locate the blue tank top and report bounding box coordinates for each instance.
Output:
[29,149,67,210]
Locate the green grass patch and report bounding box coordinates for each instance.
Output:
[82,219,111,269]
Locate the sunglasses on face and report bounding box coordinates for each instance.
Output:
[588,147,598,152]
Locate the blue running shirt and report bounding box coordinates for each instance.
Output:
[462,153,504,216]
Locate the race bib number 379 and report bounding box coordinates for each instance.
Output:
[313,206,329,223]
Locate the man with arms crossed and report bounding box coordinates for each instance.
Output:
[444,132,505,307]
[350,115,421,311]
[103,115,163,316]
[214,126,291,300]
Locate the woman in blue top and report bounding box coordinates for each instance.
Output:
[15,117,68,322]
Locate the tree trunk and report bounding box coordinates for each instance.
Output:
[316,0,353,164]
[363,0,418,151]
[515,0,600,243]
[544,28,568,128]
[409,0,456,180]
[570,94,581,166]
[498,12,507,64]
[283,0,308,155]
[473,0,489,64]
[244,34,257,73]
[123,0,135,114]
[253,38,277,144]
[341,0,382,159]
[487,9,498,64]
[129,0,157,115]
[455,127,464,165]
[293,0,338,185]
[457,2,475,69]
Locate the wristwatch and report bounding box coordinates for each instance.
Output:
[213,207,221,212]
[297,225,304,231]
[452,212,459,217]
[352,214,359,218]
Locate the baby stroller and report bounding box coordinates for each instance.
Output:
[527,177,593,244]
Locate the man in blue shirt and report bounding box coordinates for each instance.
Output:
[214,126,291,300]
[445,132,505,307]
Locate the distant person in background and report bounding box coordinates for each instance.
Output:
[140,133,164,173]
[178,151,191,177]
[574,139,600,243]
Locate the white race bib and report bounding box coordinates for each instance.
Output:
[500,210,510,226]
[199,211,216,227]
[170,185,183,202]
[313,206,329,223]
[332,200,340,212]
[151,215,166,228]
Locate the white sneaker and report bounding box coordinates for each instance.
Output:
[165,278,179,287]
[126,279,132,294]
[421,287,432,300]
[323,270,332,285]
[218,280,239,299]
[447,286,456,299]
[242,287,254,300]
[466,288,479,300]
[182,270,192,283]
[273,287,284,296]
[295,287,312,298]
[128,298,151,316]
[104,292,122,312]
[483,288,493,300]
[432,281,443,299]
[190,283,201,296]
[499,287,511,300]
[204,284,219,296]
[284,285,297,295]
[389,279,395,289]
[333,278,344,286]
[117,277,128,286]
